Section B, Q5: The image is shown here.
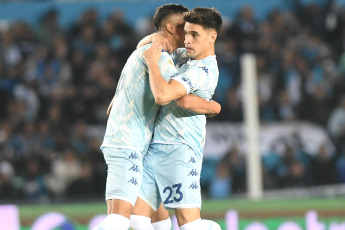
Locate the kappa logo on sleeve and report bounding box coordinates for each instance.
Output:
[199,66,208,74]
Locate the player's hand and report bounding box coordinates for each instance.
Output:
[144,43,162,66]
[107,98,114,116]
[152,33,173,53]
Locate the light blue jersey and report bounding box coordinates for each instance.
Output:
[101,44,178,153]
[152,48,219,157]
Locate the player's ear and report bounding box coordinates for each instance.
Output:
[209,31,217,44]
[166,22,174,35]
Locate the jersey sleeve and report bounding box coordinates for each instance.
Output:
[171,64,208,95]
[158,51,178,82]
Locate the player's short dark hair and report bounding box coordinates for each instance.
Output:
[153,4,189,30]
[183,7,222,40]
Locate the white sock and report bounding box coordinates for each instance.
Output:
[200,219,221,230]
[92,214,130,230]
[179,218,201,230]
[152,217,172,230]
[129,215,154,230]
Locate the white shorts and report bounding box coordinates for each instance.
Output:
[102,147,143,206]
[139,143,202,211]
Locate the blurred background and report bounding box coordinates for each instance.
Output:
[0,0,345,229]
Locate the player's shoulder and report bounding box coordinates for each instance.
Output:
[136,44,151,55]
[189,56,218,77]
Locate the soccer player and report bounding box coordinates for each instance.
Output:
[131,7,223,230]
[93,4,221,230]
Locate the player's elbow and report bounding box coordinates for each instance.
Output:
[154,95,170,105]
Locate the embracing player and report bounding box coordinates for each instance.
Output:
[93,4,221,230]
[131,7,223,230]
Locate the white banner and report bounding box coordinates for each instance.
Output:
[203,121,335,159]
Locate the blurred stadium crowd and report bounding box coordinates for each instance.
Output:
[1,1,345,202]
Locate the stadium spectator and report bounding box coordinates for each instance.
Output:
[328,95,345,153]
[209,162,232,199]
[45,149,82,199]
[0,161,23,200]
[221,147,246,194]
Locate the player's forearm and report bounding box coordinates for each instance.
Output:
[175,95,221,116]
[148,62,173,105]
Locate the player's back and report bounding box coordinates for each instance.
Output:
[101,45,159,153]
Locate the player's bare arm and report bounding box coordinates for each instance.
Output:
[140,34,221,116]
[137,32,173,53]
[175,95,221,117]
[144,43,187,105]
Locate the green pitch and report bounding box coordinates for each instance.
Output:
[19,197,345,226]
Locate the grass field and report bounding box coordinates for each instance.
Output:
[17,197,345,229]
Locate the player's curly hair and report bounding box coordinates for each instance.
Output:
[183,7,222,40]
[153,4,189,31]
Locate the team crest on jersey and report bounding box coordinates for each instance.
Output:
[167,59,174,66]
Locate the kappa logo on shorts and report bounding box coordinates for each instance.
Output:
[188,169,199,176]
[189,182,198,189]
[129,152,139,160]
[188,156,196,163]
[128,177,138,185]
[129,164,139,173]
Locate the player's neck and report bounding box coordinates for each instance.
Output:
[162,30,178,52]
[193,47,215,60]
